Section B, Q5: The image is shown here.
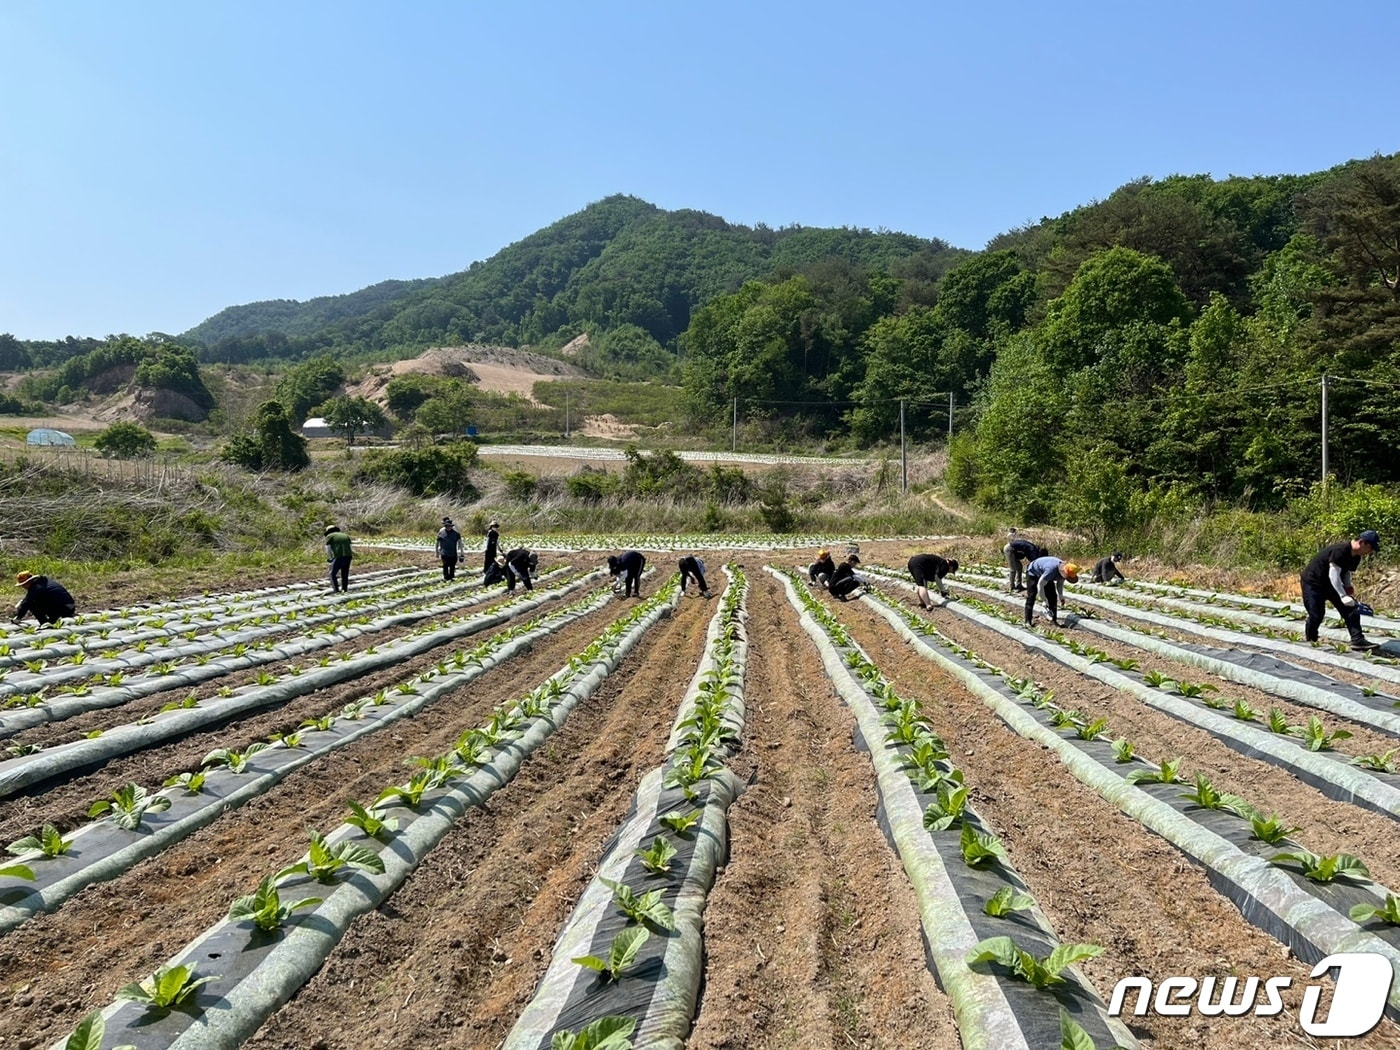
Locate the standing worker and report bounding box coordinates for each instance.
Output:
[1024,555,1078,627]
[829,554,867,601]
[436,517,464,581]
[1300,530,1380,651]
[483,520,500,577]
[678,555,710,597]
[1091,552,1126,585]
[907,554,959,610]
[502,547,536,592]
[607,550,647,599]
[13,570,75,625]
[325,524,353,594]
[1004,530,1042,593]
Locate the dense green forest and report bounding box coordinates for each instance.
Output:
[4,155,1400,548]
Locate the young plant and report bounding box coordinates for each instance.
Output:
[1352,749,1400,774]
[1111,738,1135,764]
[163,771,207,795]
[7,823,70,859]
[983,886,1036,917]
[960,823,1006,867]
[88,783,172,831]
[1266,708,1294,735]
[635,836,678,875]
[1075,716,1110,741]
[202,742,270,773]
[277,829,386,884]
[1231,699,1260,722]
[228,874,325,932]
[658,810,702,837]
[1179,774,1253,816]
[1349,894,1400,926]
[115,963,217,1013]
[1271,849,1370,883]
[1250,813,1301,846]
[1048,708,1080,729]
[550,1017,637,1050]
[1141,670,1173,688]
[375,768,451,810]
[923,780,969,832]
[1125,756,1185,786]
[600,877,675,931]
[345,801,399,840]
[61,1010,137,1050]
[1290,715,1352,752]
[966,935,1104,990]
[1172,681,1218,699]
[572,927,650,982]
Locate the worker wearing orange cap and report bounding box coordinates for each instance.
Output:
[1024,555,1078,627]
[808,548,836,589]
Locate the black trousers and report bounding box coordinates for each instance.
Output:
[441,557,458,581]
[330,556,351,593]
[1300,576,1365,644]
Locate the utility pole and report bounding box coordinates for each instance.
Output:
[899,398,907,493]
[1321,374,1329,490]
[732,396,738,453]
[948,391,954,440]
[564,391,570,441]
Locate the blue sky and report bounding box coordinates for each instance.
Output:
[2,1,1396,341]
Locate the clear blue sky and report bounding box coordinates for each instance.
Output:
[2,1,1396,341]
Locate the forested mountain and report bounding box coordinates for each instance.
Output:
[176,195,966,367]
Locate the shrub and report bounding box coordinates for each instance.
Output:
[94,421,157,459]
[359,443,479,498]
[502,469,537,501]
[566,466,616,502]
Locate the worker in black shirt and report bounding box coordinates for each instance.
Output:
[608,550,647,598]
[829,554,866,601]
[483,520,500,576]
[13,570,75,624]
[809,549,836,589]
[502,547,537,592]
[907,554,959,609]
[1004,530,1041,593]
[1300,530,1379,650]
[678,555,710,597]
[1091,552,1126,585]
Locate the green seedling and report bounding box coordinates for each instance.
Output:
[923,780,969,832]
[1125,756,1185,785]
[300,714,335,732]
[550,1016,637,1050]
[115,963,216,1013]
[960,823,1006,867]
[1266,708,1293,735]
[7,823,70,859]
[1111,738,1135,763]
[635,836,678,875]
[1179,774,1253,817]
[1350,894,1400,926]
[1271,849,1370,883]
[1059,1010,1099,1050]
[88,783,171,831]
[6,742,44,757]
[1172,681,1218,699]
[966,935,1104,990]
[278,829,386,884]
[1250,813,1301,846]
[163,771,207,795]
[1048,708,1080,729]
[1075,716,1110,741]
[658,810,702,837]
[345,801,399,840]
[160,694,200,713]
[1352,749,1400,774]
[61,1011,137,1050]
[202,742,269,772]
[268,730,304,749]
[1290,715,1352,752]
[573,927,650,982]
[228,875,324,932]
[1231,700,1260,722]
[1141,670,1173,688]
[601,877,674,930]
[375,768,451,809]
[983,886,1036,917]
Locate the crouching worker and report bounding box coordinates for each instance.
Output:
[1092,552,1126,585]
[678,555,710,597]
[14,570,75,625]
[809,549,836,589]
[502,547,537,592]
[829,554,866,601]
[1025,556,1078,627]
[608,550,647,598]
[908,554,958,609]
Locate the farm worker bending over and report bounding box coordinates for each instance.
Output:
[1091,552,1126,585]
[483,520,500,576]
[678,555,710,597]
[13,570,75,625]
[436,517,464,581]
[502,547,537,592]
[1004,530,1043,593]
[1300,530,1380,651]
[829,554,867,601]
[325,525,353,594]
[907,554,958,610]
[608,550,647,598]
[1024,556,1078,627]
[809,549,836,589]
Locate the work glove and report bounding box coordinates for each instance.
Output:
[1341,595,1357,607]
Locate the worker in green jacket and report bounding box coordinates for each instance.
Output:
[324,525,353,593]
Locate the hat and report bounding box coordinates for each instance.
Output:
[848,554,861,564]
[443,516,452,524]
[817,549,829,559]
[1360,530,1381,551]
[1062,561,1080,582]
[325,525,336,536]
[489,520,499,529]
[15,571,35,587]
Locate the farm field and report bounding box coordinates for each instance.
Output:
[5,541,1400,1049]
